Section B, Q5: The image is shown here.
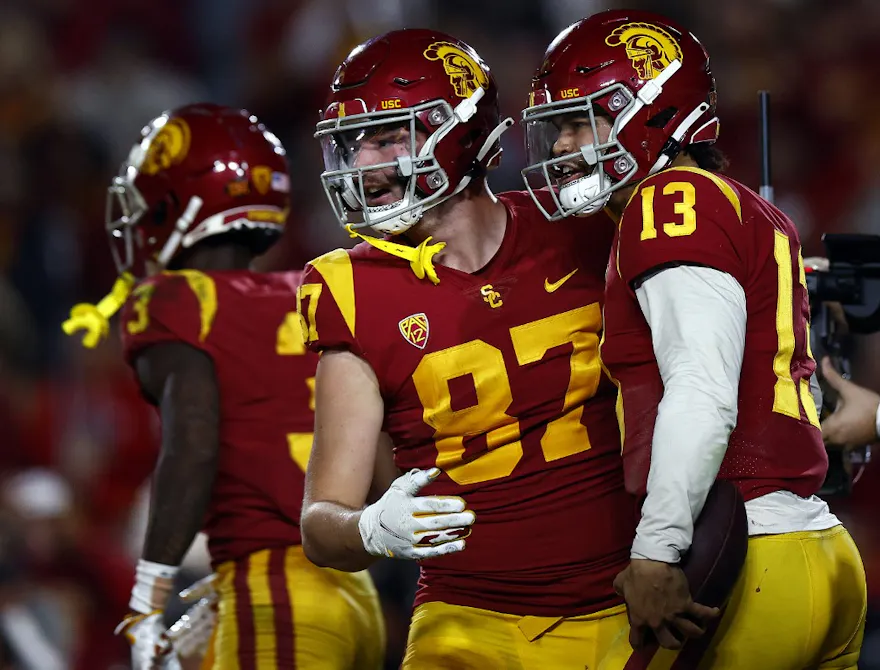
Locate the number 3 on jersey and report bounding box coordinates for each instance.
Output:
[126,284,156,335]
[411,304,603,486]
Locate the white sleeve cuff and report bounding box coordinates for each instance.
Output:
[631,540,686,564]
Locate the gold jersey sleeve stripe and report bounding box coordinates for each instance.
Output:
[309,249,356,338]
[166,269,218,341]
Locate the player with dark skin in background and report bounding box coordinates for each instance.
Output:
[64,103,388,670]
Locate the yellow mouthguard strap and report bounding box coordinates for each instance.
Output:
[345,225,445,285]
[61,272,136,348]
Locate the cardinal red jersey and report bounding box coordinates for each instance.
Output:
[121,269,317,565]
[301,190,636,617]
[600,166,827,503]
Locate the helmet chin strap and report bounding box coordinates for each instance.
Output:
[477,117,515,163]
[649,101,711,174]
[156,196,204,267]
[443,116,515,200]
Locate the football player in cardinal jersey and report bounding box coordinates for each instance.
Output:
[521,10,867,669]
[63,104,384,669]
[299,29,638,669]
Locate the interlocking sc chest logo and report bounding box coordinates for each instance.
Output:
[480,284,503,309]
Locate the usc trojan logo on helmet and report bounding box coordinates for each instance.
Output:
[423,42,489,98]
[141,118,191,175]
[605,22,683,80]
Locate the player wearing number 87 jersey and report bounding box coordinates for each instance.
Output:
[63,104,384,670]
[300,29,637,670]
[522,9,867,669]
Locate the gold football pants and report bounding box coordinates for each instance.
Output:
[599,526,866,670]
[205,546,384,669]
[404,600,628,669]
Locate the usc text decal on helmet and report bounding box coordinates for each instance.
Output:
[315,29,513,237]
[521,10,720,220]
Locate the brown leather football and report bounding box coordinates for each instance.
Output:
[681,478,749,608]
[622,481,750,668]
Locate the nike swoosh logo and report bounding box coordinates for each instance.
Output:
[378,514,409,543]
[544,269,578,293]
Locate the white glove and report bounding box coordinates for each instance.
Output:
[115,612,181,670]
[358,468,476,560]
[167,574,219,661]
[178,573,218,604]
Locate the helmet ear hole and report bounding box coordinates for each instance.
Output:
[151,190,181,227]
[151,199,169,226]
[460,127,481,150]
[646,106,677,128]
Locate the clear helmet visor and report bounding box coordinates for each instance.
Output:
[320,121,419,210]
[321,122,416,171]
[315,100,460,234]
[521,83,639,219]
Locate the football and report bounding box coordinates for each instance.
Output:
[680,479,749,608]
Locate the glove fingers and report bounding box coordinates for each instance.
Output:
[415,526,472,546]
[179,573,218,602]
[410,539,466,559]
[412,494,467,514]
[413,510,476,531]
[398,467,441,495]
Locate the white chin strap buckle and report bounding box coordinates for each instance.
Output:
[156,196,204,267]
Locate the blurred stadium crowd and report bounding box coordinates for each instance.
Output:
[0,0,878,667]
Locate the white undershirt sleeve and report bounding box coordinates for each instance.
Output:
[630,265,747,563]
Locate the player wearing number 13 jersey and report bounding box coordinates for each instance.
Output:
[63,104,383,670]
[522,10,867,669]
[299,29,637,670]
